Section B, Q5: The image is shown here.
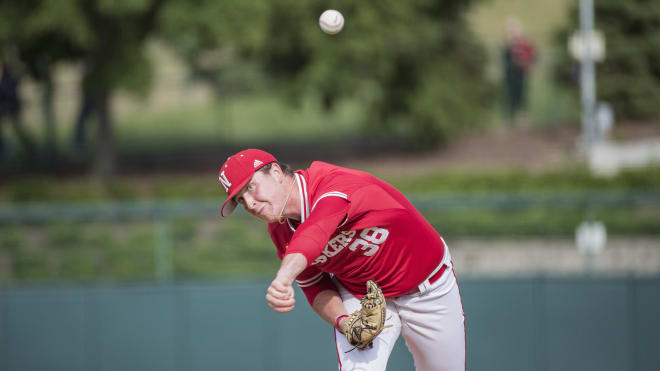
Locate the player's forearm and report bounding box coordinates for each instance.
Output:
[275,253,308,284]
[312,289,348,330]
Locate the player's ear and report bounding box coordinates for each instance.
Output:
[270,163,283,183]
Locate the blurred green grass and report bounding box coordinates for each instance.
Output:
[115,93,365,152]
[14,90,365,158]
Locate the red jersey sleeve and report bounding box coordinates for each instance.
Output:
[284,196,349,306]
[294,267,337,306]
[285,196,349,265]
[268,222,339,306]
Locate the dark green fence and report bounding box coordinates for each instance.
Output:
[2,276,659,371]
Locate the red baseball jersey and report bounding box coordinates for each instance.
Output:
[268,161,446,306]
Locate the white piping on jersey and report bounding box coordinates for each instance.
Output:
[295,173,310,222]
[288,173,310,232]
[296,272,322,285]
[311,191,348,211]
[287,175,349,232]
[286,218,296,233]
[301,174,310,219]
[296,272,323,287]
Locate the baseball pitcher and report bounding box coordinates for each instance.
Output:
[219,149,465,371]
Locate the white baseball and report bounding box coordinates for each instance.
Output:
[319,9,344,35]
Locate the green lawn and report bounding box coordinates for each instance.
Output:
[115,94,365,152]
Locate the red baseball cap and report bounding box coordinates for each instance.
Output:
[219,149,277,217]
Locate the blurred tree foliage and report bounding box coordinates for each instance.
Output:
[0,0,87,160]
[161,0,494,150]
[1,0,493,178]
[158,0,271,94]
[0,0,168,180]
[553,0,660,121]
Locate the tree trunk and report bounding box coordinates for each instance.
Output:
[41,73,56,165]
[93,89,114,182]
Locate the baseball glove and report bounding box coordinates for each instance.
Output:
[343,280,389,350]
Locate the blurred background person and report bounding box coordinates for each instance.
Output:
[502,17,536,124]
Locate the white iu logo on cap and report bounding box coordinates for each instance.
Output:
[253,160,263,168]
[218,171,232,192]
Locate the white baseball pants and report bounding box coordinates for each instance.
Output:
[334,267,465,371]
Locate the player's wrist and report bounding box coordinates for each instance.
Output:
[278,253,308,283]
[334,314,349,332]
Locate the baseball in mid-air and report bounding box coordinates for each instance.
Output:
[319,9,344,35]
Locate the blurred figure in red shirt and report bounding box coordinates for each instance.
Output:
[503,17,537,123]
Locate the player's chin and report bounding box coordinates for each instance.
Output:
[260,214,277,223]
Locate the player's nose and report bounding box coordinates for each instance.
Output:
[242,194,258,211]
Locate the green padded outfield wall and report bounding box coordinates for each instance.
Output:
[1,277,659,371]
